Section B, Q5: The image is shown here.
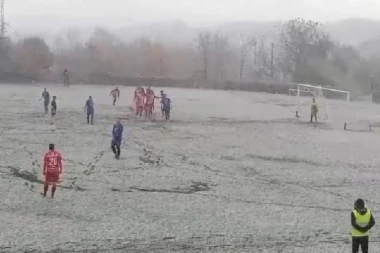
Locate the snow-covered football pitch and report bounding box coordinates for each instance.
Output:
[1,84,380,252]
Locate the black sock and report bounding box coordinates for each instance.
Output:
[44,184,48,196]
[116,146,121,156]
[111,145,116,154]
[52,186,56,198]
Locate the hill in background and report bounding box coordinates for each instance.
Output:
[6,15,380,52]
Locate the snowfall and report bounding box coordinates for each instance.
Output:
[0,84,380,252]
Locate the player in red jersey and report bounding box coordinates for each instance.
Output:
[43,143,63,198]
[133,87,144,117]
[144,89,155,116]
[135,91,145,117]
[110,86,120,106]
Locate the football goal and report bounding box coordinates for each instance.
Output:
[294,84,350,121]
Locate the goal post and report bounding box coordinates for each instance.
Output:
[294,84,350,101]
[295,83,350,121]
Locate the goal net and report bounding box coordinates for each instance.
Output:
[293,84,350,122]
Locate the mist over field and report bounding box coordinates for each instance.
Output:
[0,0,379,95]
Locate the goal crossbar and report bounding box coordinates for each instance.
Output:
[289,88,317,97]
[297,84,350,102]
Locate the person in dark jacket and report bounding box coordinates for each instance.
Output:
[351,198,375,253]
[162,94,171,121]
[111,118,123,159]
[40,88,50,114]
[63,69,69,86]
[50,96,57,125]
[85,96,94,125]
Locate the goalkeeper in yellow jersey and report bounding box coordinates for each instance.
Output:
[310,97,318,123]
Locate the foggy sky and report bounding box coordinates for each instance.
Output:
[6,0,380,25]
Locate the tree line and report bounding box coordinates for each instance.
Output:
[0,18,378,95]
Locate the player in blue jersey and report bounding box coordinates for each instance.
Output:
[85,96,94,125]
[162,94,172,121]
[111,118,123,159]
[50,96,57,124]
[40,88,50,114]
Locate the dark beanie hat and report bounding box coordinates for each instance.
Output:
[355,198,365,209]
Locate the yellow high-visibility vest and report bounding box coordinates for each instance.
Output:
[351,209,371,237]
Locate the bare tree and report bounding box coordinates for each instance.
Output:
[239,35,256,80]
[277,18,332,82]
[84,28,124,75]
[255,37,271,79]
[1,20,375,92]
[66,28,81,50]
[12,37,54,79]
[0,37,12,75]
[197,31,212,79]
[210,33,230,80]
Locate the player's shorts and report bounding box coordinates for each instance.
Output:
[145,104,153,112]
[51,109,56,116]
[136,106,144,113]
[45,171,60,184]
[111,138,122,146]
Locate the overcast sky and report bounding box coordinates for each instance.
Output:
[5,0,380,25]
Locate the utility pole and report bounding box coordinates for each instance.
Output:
[370,74,375,103]
[270,42,274,78]
[0,0,5,38]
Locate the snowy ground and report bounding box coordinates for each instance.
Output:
[1,84,380,252]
